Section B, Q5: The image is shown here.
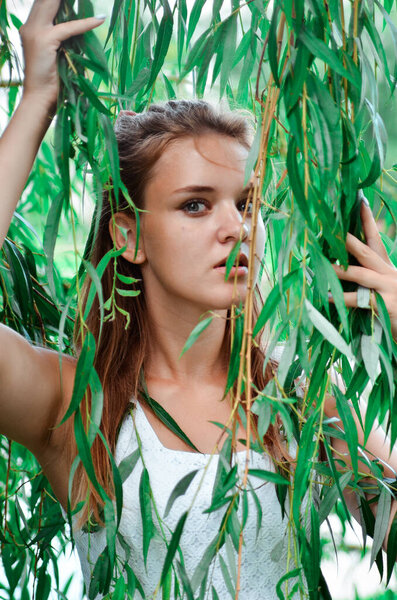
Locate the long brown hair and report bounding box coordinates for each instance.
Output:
[73,100,282,525]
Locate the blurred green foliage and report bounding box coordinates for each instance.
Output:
[1,0,397,598]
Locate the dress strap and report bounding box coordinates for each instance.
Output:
[132,400,165,450]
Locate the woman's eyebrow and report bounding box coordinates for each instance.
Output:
[172,183,254,195]
[172,185,215,194]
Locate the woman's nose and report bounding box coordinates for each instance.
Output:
[217,204,249,243]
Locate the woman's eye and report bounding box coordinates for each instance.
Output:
[183,200,207,214]
[238,199,253,214]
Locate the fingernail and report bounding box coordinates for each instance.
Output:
[358,189,370,207]
[94,14,106,20]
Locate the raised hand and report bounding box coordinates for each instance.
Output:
[330,198,397,340]
[20,0,105,110]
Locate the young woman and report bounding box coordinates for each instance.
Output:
[1,1,397,598]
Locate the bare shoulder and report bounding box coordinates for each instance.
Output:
[0,323,77,458]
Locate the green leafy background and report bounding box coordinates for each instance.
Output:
[1,0,397,598]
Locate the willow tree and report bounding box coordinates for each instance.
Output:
[0,0,397,598]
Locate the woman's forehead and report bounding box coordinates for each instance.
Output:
[147,134,250,196]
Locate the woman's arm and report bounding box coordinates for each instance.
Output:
[323,391,397,552]
[0,0,105,248]
[326,200,397,548]
[0,0,104,453]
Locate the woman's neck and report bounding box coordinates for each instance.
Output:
[144,294,229,385]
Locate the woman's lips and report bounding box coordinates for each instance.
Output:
[214,265,248,276]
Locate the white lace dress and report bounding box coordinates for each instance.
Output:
[71,401,304,599]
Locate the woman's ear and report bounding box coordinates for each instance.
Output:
[108,213,146,264]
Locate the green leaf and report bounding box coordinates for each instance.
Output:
[386,518,397,584]
[104,0,123,47]
[268,5,281,86]
[3,239,35,322]
[116,287,141,297]
[333,386,359,478]
[118,448,141,484]
[191,536,218,591]
[139,468,154,566]
[253,270,299,337]
[275,568,302,600]
[146,7,173,91]
[43,192,64,299]
[74,410,106,500]
[225,240,241,281]
[318,470,352,524]
[141,391,200,452]
[98,113,120,202]
[361,332,380,383]
[54,105,70,195]
[77,75,110,115]
[164,470,198,517]
[160,512,188,584]
[304,300,353,360]
[298,28,359,88]
[180,316,213,357]
[60,332,96,424]
[112,576,126,600]
[176,561,195,600]
[225,311,244,394]
[371,486,391,566]
[177,0,187,70]
[309,504,320,590]
[89,550,111,599]
[182,28,211,77]
[248,469,290,486]
[219,15,237,98]
[117,272,139,284]
[219,554,235,597]
[186,0,206,46]
[286,137,312,224]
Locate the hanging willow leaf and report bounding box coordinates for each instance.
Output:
[160,512,188,584]
[318,470,352,524]
[180,315,213,357]
[386,517,397,584]
[333,386,359,478]
[219,14,237,98]
[304,299,353,360]
[164,470,198,518]
[60,331,96,424]
[139,468,155,566]
[370,486,392,567]
[146,4,173,91]
[140,390,200,452]
[186,0,206,47]
[248,469,290,486]
[43,192,64,300]
[298,28,360,88]
[2,1,397,597]
[118,448,141,484]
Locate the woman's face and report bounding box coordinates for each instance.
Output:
[133,134,266,312]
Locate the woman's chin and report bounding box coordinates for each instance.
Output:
[208,290,247,310]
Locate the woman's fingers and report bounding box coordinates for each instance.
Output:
[20,0,106,107]
[330,290,377,311]
[360,200,391,264]
[24,0,61,27]
[24,0,105,43]
[345,232,392,275]
[331,264,388,291]
[53,16,106,44]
